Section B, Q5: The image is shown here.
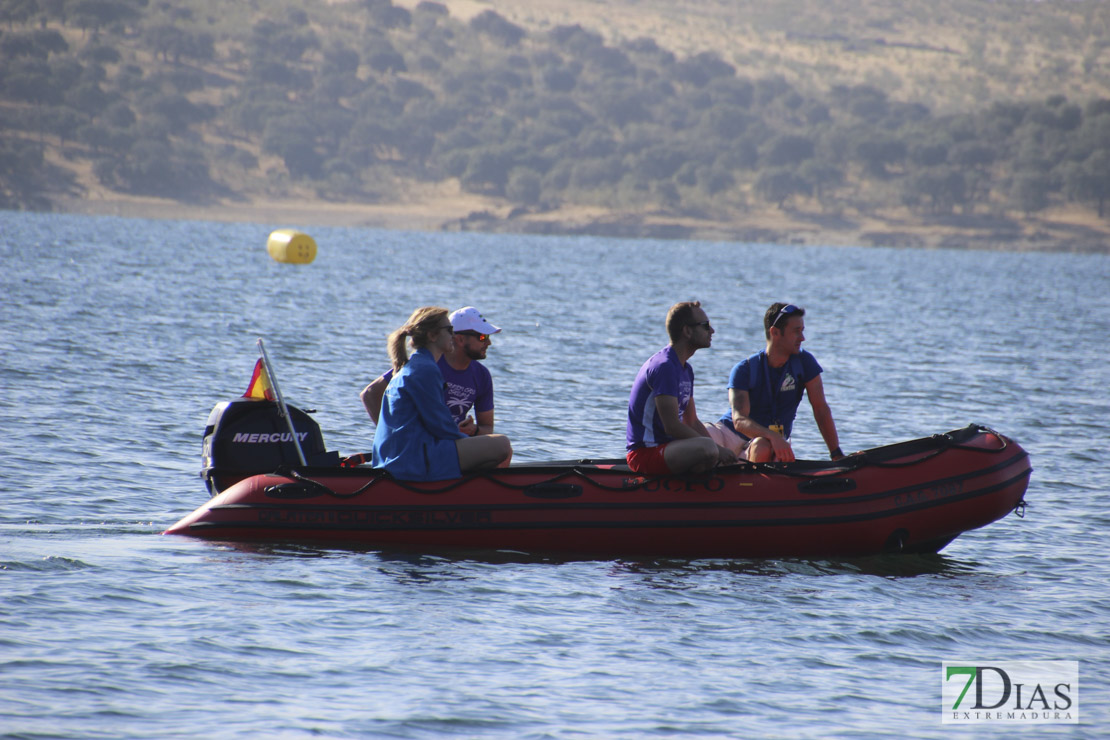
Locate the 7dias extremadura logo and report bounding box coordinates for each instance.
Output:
[942,661,1078,724]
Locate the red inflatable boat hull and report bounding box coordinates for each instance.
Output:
[165,425,1031,558]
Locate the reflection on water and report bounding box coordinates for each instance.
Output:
[612,552,977,580]
[207,537,979,581]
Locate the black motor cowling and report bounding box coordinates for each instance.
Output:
[200,398,340,495]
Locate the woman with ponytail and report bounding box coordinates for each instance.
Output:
[372,307,512,480]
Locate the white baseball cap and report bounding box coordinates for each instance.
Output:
[449,307,501,334]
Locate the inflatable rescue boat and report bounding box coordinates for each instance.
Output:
[164,397,1031,558]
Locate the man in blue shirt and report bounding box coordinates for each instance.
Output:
[626,301,738,475]
[707,303,843,463]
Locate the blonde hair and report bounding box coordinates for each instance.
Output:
[387,306,449,371]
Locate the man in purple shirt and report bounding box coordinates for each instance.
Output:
[626,301,737,475]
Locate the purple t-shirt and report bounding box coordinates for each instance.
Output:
[380,357,493,426]
[627,346,694,451]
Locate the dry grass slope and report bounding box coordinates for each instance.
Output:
[39,0,1110,250]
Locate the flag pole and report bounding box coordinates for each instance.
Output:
[257,337,307,466]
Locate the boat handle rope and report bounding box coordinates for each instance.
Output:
[841,425,1010,471]
[274,425,1011,497]
[280,463,680,499]
[282,459,852,498]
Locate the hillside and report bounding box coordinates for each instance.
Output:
[428,0,1110,112]
[3,0,1110,251]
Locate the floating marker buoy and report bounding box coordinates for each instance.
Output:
[266,229,317,264]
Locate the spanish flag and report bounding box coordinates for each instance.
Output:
[242,358,274,401]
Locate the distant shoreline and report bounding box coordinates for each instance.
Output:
[47,193,1110,254]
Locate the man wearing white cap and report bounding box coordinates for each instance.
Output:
[361,307,502,438]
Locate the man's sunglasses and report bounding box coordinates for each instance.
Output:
[458,331,489,342]
[771,304,800,328]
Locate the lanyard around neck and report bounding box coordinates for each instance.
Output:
[761,351,788,423]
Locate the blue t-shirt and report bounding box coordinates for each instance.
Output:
[718,349,822,440]
[380,356,493,425]
[627,346,694,451]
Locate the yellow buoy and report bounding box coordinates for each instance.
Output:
[266,229,317,264]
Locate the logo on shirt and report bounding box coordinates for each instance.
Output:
[445,381,476,421]
[780,374,796,393]
[678,378,693,412]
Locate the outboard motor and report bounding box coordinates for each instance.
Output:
[200,398,340,495]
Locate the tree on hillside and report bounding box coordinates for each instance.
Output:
[460,145,517,194]
[762,133,814,167]
[902,166,968,215]
[1,29,69,57]
[506,167,542,205]
[1063,150,1110,217]
[0,136,47,209]
[262,113,323,178]
[1,0,42,29]
[362,0,411,30]
[907,133,950,167]
[142,92,211,134]
[673,51,734,88]
[68,0,141,35]
[145,24,214,64]
[755,168,810,209]
[837,84,888,123]
[80,43,120,64]
[799,160,843,206]
[64,80,113,115]
[699,105,750,139]
[855,134,906,177]
[1010,171,1051,214]
[4,60,61,107]
[41,105,89,145]
[470,10,524,46]
[112,140,213,198]
[695,164,734,197]
[78,120,129,153]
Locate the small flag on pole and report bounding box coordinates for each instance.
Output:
[242,358,274,401]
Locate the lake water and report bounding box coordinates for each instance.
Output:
[1,211,1107,737]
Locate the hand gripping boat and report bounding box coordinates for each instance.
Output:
[164,398,1032,558]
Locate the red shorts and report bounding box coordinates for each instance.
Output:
[626,444,673,475]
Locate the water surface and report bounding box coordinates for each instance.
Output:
[1,212,1107,737]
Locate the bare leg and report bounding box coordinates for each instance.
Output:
[662,437,719,474]
[746,437,773,463]
[456,434,512,472]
